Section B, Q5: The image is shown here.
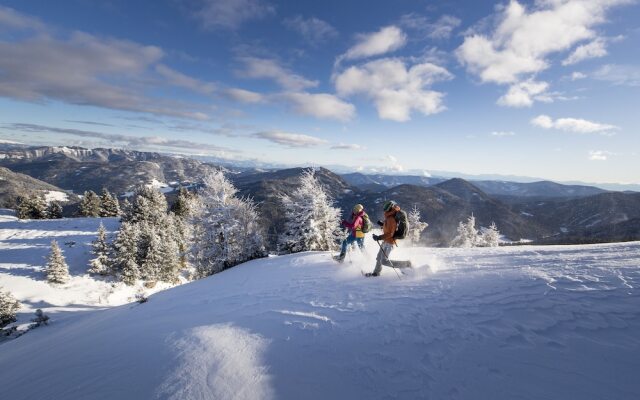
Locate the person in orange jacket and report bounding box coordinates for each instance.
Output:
[368,200,400,277]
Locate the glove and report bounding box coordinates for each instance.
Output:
[372,234,381,241]
[376,220,384,227]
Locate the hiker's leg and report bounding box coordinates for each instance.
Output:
[374,243,393,275]
[356,237,364,250]
[339,235,355,257]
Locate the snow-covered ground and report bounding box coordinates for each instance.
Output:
[0,210,171,330]
[1,213,639,399]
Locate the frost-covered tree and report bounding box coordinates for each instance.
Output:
[124,186,168,225]
[190,170,266,277]
[480,222,501,247]
[451,215,480,248]
[88,223,111,275]
[111,221,140,285]
[46,201,63,219]
[79,190,101,217]
[140,225,180,282]
[407,205,429,246]
[99,188,120,217]
[0,288,20,328]
[16,194,47,219]
[278,169,342,254]
[46,240,70,284]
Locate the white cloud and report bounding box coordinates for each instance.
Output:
[237,56,318,90]
[571,71,587,80]
[562,38,607,65]
[592,64,640,86]
[497,80,549,107]
[278,92,355,122]
[0,5,46,31]
[385,155,404,172]
[224,88,264,103]
[334,58,452,122]
[399,13,461,40]
[339,26,407,62]
[490,131,515,137]
[189,0,275,30]
[155,64,216,94]
[589,150,613,161]
[331,143,366,150]
[456,0,631,105]
[531,114,618,134]
[252,131,328,147]
[283,16,338,45]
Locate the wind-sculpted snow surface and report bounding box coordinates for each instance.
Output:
[1,231,639,399]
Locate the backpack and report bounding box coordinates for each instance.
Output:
[393,210,409,240]
[361,212,372,233]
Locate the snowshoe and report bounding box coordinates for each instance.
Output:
[333,255,345,263]
[364,272,380,277]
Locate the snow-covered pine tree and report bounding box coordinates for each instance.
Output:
[141,225,180,282]
[170,186,195,218]
[480,222,500,247]
[88,223,111,275]
[0,288,20,328]
[450,214,480,248]
[79,190,101,217]
[407,205,429,246]
[46,240,70,284]
[99,188,120,217]
[120,198,133,221]
[126,186,168,225]
[278,169,342,254]
[16,194,47,219]
[111,221,141,284]
[190,170,266,277]
[46,201,63,219]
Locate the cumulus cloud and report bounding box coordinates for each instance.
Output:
[277,92,355,122]
[224,88,264,103]
[283,16,338,45]
[531,114,618,134]
[592,64,640,86]
[497,80,549,107]
[0,5,46,31]
[588,150,613,161]
[330,143,366,150]
[571,71,587,80]
[334,58,452,121]
[562,38,607,65]
[188,0,275,30]
[252,131,327,147]
[237,56,318,90]
[4,123,239,155]
[456,0,631,105]
[339,26,407,63]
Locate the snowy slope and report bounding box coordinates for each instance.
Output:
[0,210,173,329]
[1,233,639,399]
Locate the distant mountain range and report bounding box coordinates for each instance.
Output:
[1,144,638,246]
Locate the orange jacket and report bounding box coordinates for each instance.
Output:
[380,206,400,244]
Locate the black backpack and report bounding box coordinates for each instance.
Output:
[393,210,409,240]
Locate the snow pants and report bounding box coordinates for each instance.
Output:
[340,235,364,256]
[374,242,394,275]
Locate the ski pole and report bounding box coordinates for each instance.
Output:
[376,239,401,280]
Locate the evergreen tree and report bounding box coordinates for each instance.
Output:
[190,170,266,277]
[120,198,133,222]
[407,205,429,246]
[0,288,20,328]
[171,186,195,218]
[46,240,70,284]
[126,186,168,225]
[16,194,47,219]
[46,201,63,219]
[480,222,501,247]
[99,188,120,217]
[88,223,110,275]
[278,169,342,254]
[79,190,101,217]
[451,215,481,248]
[111,221,140,283]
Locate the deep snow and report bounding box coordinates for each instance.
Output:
[1,213,640,399]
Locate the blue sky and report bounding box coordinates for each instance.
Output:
[0,0,638,184]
